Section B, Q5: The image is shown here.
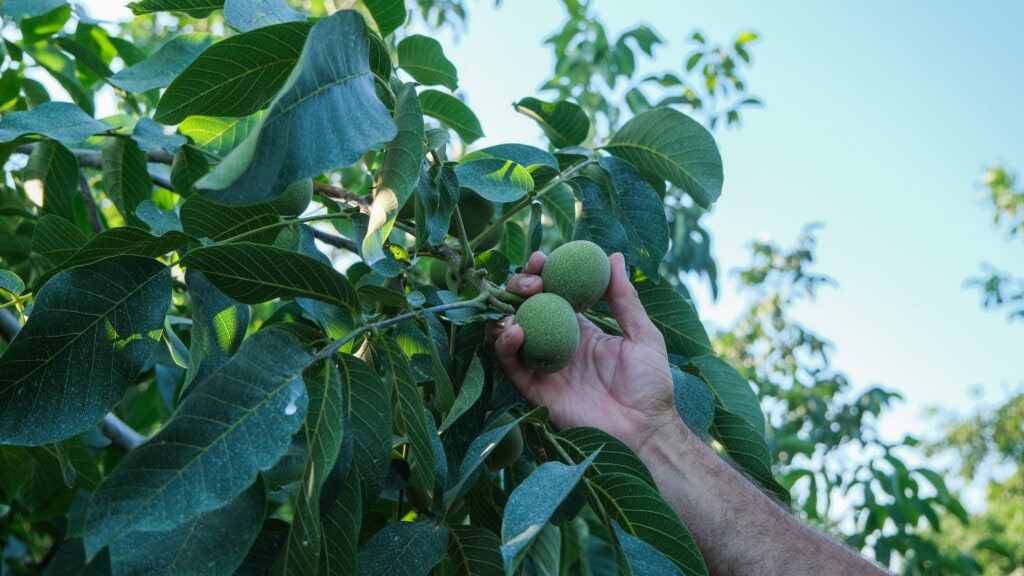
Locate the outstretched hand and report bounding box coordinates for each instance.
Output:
[492,251,678,455]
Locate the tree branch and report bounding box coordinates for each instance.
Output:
[102,413,146,452]
[309,226,358,253]
[313,181,370,211]
[78,168,104,233]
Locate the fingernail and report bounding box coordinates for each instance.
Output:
[497,317,508,329]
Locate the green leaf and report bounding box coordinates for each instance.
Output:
[109,33,215,93]
[0,269,25,296]
[635,276,713,357]
[597,157,669,279]
[84,328,314,557]
[540,181,575,243]
[181,243,360,315]
[181,270,250,393]
[154,22,312,125]
[0,256,171,446]
[397,35,458,90]
[179,194,279,242]
[501,451,600,573]
[40,541,111,575]
[711,403,789,504]
[461,143,559,171]
[420,89,483,144]
[526,523,561,574]
[24,140,78,221]
[224,0,304,32]
[611,520,683,576]
[178,113,262,156]
[417,164,459,246]
[381,336,436,497]
[32,227,190,291]
[689,355,762,433]
[31,214,88,265]
[513,97,590,148]
[338,353,391,504]
[356,521,448,575]
[363,0,406,38]
[454,158,533,203]
[449,524,502,576]
[573,176,628,256]
[589,473,707,576]
[196,11,396,205]
[107,477,265,576]
[321,473,360,575]
[170,144,210,197]
[20,3,70,43]
[554,427,655,488]
[132,118,187,154]
[128,0,225,17]
[0,102,110,143]
[101,137,151,227]
[671,366,714,439]
[1,0,65,20]
[438,356,483,432]
[363,83,424,275]
[605,108,723,209]
[273,359,344,575]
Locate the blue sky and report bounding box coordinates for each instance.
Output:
[81,1,1023,442]
[409,1,1024,441]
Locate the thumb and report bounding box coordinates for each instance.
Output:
[604,253,661,344]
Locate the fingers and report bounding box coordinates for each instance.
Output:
[605,253,661,344]
[492,319,534,387]
[506,251,547,297]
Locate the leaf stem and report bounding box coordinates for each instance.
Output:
[314,291,491,361]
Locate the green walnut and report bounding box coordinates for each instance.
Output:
[541,240,611,311]
[270,178,313,217]
[514,292,580,373]
[486,413,524,471]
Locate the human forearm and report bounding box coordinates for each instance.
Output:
[636,415,887,576]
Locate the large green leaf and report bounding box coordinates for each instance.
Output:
[420,89,483,144]
[416,163,459,246]
[611,520,684,576]
[634,276,712,358]
[154,22,311,124]
[0,256,171,446]
[196,10,396,205]
[223,0,304,32]
[170,144,210,197]
[128,0,224,17]
[597,157,669,279]
[397,35,457,90]
[179,194,279,242]
[573,176,628,256]
[181,270,250,393]
[107,477,265,576]
[24,140,78,221]
[454,158,533,203]
[671,366,714,440]
[444,412,532,505]
[363,82,424,275]
[338,353,391,504]
[1,0,65,20]
[181,243,360,315]
[102,137,151,227]
[461,143,559,171]
[0,270,25,296]
[513,97,589,148]
[588,473,707,576]
[108,33,215,93]
[554,427,655,488]
[31,214,88,265]
[84,328,314,557]
[689,355,762,433]
[501,452,600,573]
[438,356,483,432]
[381,336,435,497]
[320,473,361,576]
[363,0,406,38]
[178,113,262,156]
[0,102,110,143]
[356,521,448,575]
[448,525,502,576]
[604,108,723,209]
[273,359,344,576]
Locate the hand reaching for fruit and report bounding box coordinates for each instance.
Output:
[492,246,677,455]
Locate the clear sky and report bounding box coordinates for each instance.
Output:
[409,0,1024,443]
[81,1,1023,443]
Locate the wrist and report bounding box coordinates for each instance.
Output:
[632,411,696,469]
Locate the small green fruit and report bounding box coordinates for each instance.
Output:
[270,178,313,217]
[486,413,524,471]
[514,292,580,373]
[541,240,611,311]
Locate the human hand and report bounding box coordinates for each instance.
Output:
[492,251,679,455]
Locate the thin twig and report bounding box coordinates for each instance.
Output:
[309,226,358,253]
[151,173,175,193]
[78,168,104,233]
[313,181,370,211]
[15,143,174,168]
[102,413,146,452]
